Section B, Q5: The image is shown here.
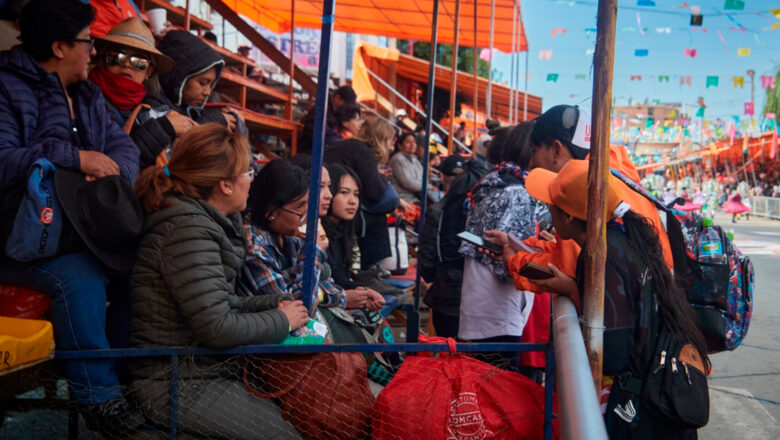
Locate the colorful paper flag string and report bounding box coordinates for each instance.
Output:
[737,48,750,57]
[717,29,728,56]
[681,75,691,86]
[744,103,754,115]
[706,76,719,88]
[634,49,649,57]
[637,0,655,6]
[546,73,559,82]
[631,75,642,81]
[684,48,697,58]
[655,27,671,33]
[539,50,553,60]
[733,76,745,88]
[658,75,670,82]
[761,75,776,90]
[552,28,566,38]
[724,0,745,11]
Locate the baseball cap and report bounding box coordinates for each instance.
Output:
[525,160,625,221]
[395,109,407,117]
[439,154,465,176]
[531,105,592,159]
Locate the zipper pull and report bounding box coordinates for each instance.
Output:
[652,350,667,375]
[671,357,678,373]
[683,362,693,385]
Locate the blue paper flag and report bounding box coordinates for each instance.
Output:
[634,49,649,57]
[637,0,655,5]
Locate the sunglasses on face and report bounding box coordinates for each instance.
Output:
[104,50,152,72]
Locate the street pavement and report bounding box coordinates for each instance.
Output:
[700,214,780,440]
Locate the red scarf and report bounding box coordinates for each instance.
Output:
[89,68,146,110]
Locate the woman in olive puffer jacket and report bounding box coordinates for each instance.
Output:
[130,124,307,440]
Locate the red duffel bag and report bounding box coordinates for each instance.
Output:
[373,336,558,440]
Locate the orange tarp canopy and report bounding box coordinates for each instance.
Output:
[224,0,528,53]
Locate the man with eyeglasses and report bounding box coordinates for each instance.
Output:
[0,0,141,435]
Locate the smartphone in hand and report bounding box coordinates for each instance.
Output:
[457,231,504,254]
[518,262,555,280]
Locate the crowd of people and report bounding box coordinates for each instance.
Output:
[0,1,720,439]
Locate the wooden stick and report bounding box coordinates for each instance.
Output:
[584,0,618,395]
[472,0,478,156]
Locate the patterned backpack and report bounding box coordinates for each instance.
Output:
[611,169,754,353]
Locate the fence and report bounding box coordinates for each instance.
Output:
[0,297,609,439]
[750,197,780,220]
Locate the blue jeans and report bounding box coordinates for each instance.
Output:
[0,253,121,404]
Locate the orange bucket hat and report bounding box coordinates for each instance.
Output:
[525,160,628,221]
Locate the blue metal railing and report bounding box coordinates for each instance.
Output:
[47,341,555,440]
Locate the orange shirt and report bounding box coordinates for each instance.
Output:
[507,145,673,291]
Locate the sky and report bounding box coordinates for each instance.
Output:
[490,0,780,123]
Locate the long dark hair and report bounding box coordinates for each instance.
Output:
[322,164,362,269]
[247,160,309,230]
[394,131,416,155]
[621,211,711,369]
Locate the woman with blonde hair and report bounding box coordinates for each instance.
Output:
[357,117,396,167]
[131,123,304,439]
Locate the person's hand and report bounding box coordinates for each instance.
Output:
[277,300,310,330]
[346,287,385,311]
[317,232,329,251]
[481,230,515,262]
[539,229,556,242]
[378,165,393,177]
[155,21,176,39]
[533,263,580,308]
[78,150,119,179]
[166,111,197,135]
[365,288,386,312]
[221,108,240,132]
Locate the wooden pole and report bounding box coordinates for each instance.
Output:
[184,0,191,31]
[584,0,618,395]
[509,4,516,124]
[286,0,296,151]
[472,0,478,155]
[486,0,495,119]
[447,0,461,155]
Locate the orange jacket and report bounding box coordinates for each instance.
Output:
[89,0,141,38]
[507,145,673,291]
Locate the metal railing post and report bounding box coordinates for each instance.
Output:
[168,354,179,440]
[553,295,608,439]
[409,0,441,342]
[301,0,337,314]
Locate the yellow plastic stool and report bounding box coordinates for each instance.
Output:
[0,316,54,375]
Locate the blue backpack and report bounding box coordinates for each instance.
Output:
[4,159,63,262]
[611,169,754,353]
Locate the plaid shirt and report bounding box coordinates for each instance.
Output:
[239,224,346,308]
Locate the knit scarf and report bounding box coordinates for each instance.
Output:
[89,68,146,110]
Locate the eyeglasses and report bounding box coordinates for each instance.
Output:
[278,206,306,222]
[241,169,256,180]
[71,38,95,50]
[104,50,152,72]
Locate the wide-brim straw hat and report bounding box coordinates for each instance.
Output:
[94,18,175,74]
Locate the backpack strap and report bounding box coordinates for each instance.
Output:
[609,169,689,278]
[123,103,151,134]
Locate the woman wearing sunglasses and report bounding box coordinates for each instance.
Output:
[90,17,195,170]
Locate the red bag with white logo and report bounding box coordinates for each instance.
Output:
[372,336,558,440]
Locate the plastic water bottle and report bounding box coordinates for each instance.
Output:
[699,218,725,264]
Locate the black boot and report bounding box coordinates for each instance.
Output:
[80,396,144,436]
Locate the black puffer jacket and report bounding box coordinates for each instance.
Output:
[130,196,291,380]
[130,30,227,169]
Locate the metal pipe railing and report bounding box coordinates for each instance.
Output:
[553,295,608,440]
[750,196,780,220]
[364,67,472,155]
